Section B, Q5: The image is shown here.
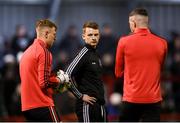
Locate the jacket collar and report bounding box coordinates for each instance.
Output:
[85,44,96,50]
[134,28,151,34]
[35,38,48,48]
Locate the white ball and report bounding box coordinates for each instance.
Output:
[109,93,122,105]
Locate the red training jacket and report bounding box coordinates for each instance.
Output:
[115,28,167,103]
[20,39,59,111]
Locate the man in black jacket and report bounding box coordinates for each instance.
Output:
[65,21,106,122]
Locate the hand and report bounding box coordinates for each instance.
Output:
[57,70,70,84]
[82,94,97,105]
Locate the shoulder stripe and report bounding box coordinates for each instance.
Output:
[66,47,88,75]
[66,47,88,98]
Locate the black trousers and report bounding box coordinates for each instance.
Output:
[119,101,161,122]
[23,106,60,122]
[76,101,107,122]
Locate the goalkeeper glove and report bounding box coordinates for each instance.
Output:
[57,70,70,84]
[55,70,71,93]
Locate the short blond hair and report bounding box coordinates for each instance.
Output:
[36,19,57,31]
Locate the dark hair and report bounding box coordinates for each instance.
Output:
[83,21,99,29]
[129,8,148,17]
[36,19,57,30]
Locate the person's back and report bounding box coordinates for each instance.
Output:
[119,29,167,103]
[115,8,167,122]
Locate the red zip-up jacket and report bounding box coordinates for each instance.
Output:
[20,39,59,111]
[115,28,167,103]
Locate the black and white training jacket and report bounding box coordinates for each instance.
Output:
[66,44,105,105]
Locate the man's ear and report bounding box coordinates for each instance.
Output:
[45,31,48,39]
[82,33,85,40]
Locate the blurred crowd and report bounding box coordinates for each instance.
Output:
[0,23,180,121]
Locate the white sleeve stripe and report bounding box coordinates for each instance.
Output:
[70,77,82,97]
[71,80,82,97]
[66,47,88,74]
[66,47,88,98]
[67,48,88,97]
[66,47,87,73]
[69,48,88,75]
[71,85,81,97]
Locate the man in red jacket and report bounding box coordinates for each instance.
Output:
[20,19,70,122]
[115,8,167,121]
